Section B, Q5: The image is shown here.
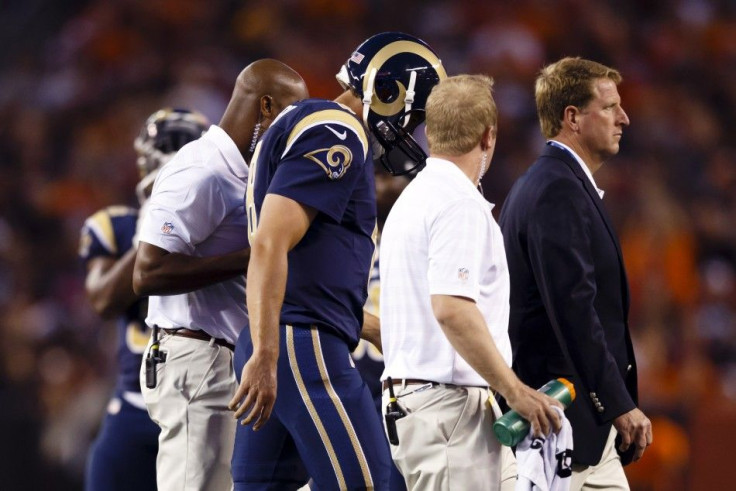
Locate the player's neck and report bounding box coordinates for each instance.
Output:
[334,90,363,117]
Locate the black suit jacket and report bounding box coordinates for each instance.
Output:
[499,143,638,466]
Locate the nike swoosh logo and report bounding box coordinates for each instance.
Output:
[325,125,347,140]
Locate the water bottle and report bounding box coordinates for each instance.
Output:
[492,377,576,447]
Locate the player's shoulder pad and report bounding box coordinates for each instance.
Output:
[282,100,368,162]
[81,205,137,255]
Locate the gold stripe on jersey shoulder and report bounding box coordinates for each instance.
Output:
[286,109,368,159]
[88,209,117,254]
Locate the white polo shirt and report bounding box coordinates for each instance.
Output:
[379,157,511,387]
[138,125,249,344]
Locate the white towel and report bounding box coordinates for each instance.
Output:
[515,406,573,491]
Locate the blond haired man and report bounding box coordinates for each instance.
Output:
[380,74,562,490]
[500,57,652,490]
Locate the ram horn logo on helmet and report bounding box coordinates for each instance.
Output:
[336,32,447,176]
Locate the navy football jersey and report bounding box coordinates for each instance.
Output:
[245,99,377,349]
[79,206,150,393]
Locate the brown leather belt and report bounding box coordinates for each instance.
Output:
[162,328,235,351]
[382,378,439,391]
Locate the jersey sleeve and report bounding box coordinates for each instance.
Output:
[427,198,492,301]
[78,206,137,263]
[267,109,369,223]
[137,163,227,254]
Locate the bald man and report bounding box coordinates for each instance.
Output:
[133,59,308,491]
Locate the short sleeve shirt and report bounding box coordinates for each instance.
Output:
[137,125,249,344]
[379,157,511,386]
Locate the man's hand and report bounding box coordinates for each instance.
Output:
[228,353,278,431]
[613,407,652,462]
[505,383,564,437]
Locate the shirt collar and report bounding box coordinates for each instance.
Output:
[547,140,604,199]
[424,157,495,209]
[204,125,248,179]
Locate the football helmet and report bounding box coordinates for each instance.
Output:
[134,108,210,204]
[336,32,446,175]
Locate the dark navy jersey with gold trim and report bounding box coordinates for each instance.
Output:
[79,205,150,393]
[245,98,377,349]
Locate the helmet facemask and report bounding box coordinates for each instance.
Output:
[370,109,428,175]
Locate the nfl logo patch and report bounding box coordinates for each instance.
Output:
[458,268,469,281]
[161,222,175,234]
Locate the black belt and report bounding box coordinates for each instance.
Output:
[162,328,234,351]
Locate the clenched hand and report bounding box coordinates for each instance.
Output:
[613,407,652,462]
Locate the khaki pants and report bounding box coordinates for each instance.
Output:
[141,334,237,491]
[382,384,503,490]
[570,426,629,491]
[500,445,517,491]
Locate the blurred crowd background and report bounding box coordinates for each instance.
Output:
[1,0,735,489]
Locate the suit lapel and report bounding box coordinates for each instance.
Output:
[542,145,630,314]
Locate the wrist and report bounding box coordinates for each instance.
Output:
[500,379,525,405]
[252,346,279,364]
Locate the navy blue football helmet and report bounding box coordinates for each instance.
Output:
[336,32,446,175]
[134,108,210,203]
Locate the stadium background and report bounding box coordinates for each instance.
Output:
[1,0,735,489]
